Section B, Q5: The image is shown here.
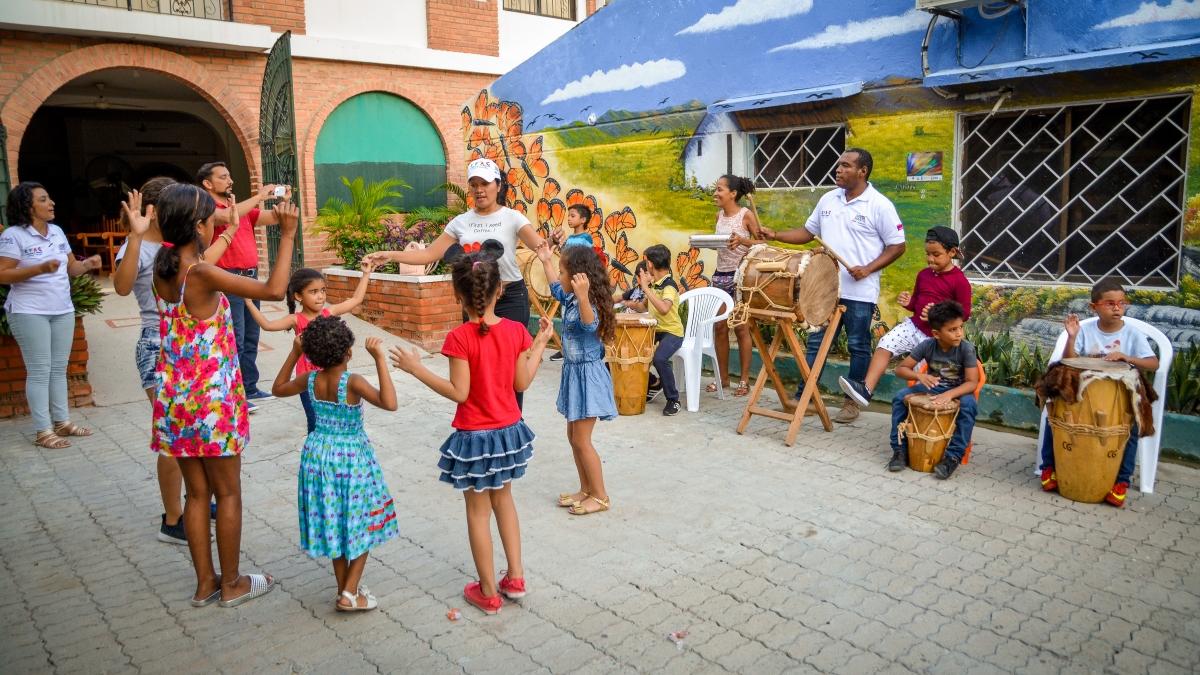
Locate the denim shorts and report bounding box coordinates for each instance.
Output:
[135,325,161,391]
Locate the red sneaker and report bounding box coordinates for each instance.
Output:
[1040,468,1058,492]
[498,572,526,599]
[1105,482,1129,508]
[463,582,502,615]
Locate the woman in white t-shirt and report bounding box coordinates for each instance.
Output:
[366,159,548,406]
[0,182,102,448]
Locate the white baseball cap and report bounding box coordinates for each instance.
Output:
[467,158,502,183]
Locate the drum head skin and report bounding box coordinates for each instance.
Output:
[796,252,840,326]
[905,393,961,411]
[1059,356,1133,372]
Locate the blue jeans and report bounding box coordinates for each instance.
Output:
[8,311,75,432]
[1040,418,1138,485]
[799,298,875,398]
[299,390,316,434]
[223,268,262,395]
[890,384,977,461]
[651,332,683,403]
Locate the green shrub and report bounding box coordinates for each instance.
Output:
[0,273,105,336]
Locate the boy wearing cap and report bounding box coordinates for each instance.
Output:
[839,226,973,415]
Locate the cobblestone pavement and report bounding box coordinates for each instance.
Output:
[2,351,1199,674]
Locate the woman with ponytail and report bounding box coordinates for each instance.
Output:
[390,253,554,615]
[714,174,763,397]
[122,182,299,608]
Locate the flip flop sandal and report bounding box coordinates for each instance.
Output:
[218,573,275,608]
[705,382,720,393]
[568,495,610,516]
[190,576,224,607]
[34,431,70,449]
[558,491,587,507]
[733,381,750,397]
[53,421,92,437]
[335,588,378,612]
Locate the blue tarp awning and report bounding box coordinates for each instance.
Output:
[708,81,863,114]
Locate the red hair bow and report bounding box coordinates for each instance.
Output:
[462,241,482,253]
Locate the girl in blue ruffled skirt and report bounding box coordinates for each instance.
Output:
[536,242,617,516]
[391,251,553,615]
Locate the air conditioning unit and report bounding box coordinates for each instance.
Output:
[916,0,1015,11]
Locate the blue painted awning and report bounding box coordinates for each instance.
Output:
[924,37,1200,87]
[708,81,863,114]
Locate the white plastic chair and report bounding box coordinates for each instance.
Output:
[1034,316,1173,493]
[670,287,734,412]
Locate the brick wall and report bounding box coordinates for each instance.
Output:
[323,270,462,350]
[0,31,491,271]
[0,318,93,419]
[230,0,306,34]
[427,0,499,56]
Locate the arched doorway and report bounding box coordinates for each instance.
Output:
[17,68,251,243]
[315,92,446,212]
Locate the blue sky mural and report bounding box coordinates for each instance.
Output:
[489,0,1200,132]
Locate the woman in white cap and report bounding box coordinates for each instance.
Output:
[366,158,547,406]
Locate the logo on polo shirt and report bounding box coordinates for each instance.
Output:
[24,245,45,256]
[853,215,867,224]
[820,210,832,217]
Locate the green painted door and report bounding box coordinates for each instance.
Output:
[315,93,446,211]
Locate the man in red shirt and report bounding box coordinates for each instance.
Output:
[197,161,291,410]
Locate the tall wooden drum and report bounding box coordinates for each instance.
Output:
[900,394,959,472]
[606,313,657,415]
[515,247,559,313]
[1048,357,1134,503]
[734,245,840,326]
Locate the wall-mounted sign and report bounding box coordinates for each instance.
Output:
[906,151,943,182]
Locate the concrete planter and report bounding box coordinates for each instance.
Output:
[323,268,461,351]
[0,316,93,418]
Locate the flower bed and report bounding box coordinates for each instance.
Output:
[323,268,461,351]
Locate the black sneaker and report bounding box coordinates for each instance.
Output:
[663,400,681,416]
[838,376,872,407]
[158,514,187,545]
[887,450,907,472]
[549,351,564,362]
[646,386,663,403]
[933,455,960,480]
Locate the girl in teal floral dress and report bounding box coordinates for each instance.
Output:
[126,183,297,608]
[271,316,399,611]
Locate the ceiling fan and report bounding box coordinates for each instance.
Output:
[55,83,146,110]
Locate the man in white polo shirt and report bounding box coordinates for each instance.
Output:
[762,148,906,423]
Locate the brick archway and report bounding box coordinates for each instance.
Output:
[299,82,454,219]
[1,43,260,184]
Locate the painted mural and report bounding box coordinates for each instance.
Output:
[462,0,1200,407]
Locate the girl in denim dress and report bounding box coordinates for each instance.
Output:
[536,242,618,516]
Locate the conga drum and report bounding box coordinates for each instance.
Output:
[734,244,840,326]
[900,394,960,472]
[515,247,559,314]
[606,313,657,415]
[1048,357,1134,503]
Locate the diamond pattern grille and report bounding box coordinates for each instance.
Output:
[958,95,1190,289]
[751,125,845,189]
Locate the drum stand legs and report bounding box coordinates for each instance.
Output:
[736,306,845,446]
[529,296,563,351]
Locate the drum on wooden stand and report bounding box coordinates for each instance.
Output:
[899,394,960,472]
[1047,357,1134,503]
[732,244,841,327]
[606,313,657,415]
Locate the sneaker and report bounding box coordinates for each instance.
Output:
[247,400,259,414]
[246,390,274,402]
[210,501,218,520]
[463,581,502,615]
[1105,482,1129,508]
[646,386,663,403]
[498,572,526,599]
[933,454,960,480]
[549,351,564,362]
[833,400,860,424]
[838,376,872,407]
[887,450,907,473]
[1039,468,1059,492]
[663,400,681,416]
[157,514,187,545]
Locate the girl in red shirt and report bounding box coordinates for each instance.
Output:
[391,252,553,615]
[839,226,973,407]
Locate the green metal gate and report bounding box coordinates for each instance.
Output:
[0,124,10,227]
[260,32,303,268]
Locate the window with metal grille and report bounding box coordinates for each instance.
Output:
[750,125,845,189]
[958,94,1190,289]
[503,0,575,20]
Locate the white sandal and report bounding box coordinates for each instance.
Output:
[336,587,378,612]
[218,573,275,608]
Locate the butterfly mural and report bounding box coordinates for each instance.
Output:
[505,135,550,203]
[608,232,640,290]
[675,248,710,291]
[536,178,566,240]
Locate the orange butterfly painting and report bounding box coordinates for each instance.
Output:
[504,135,550,203]
[608,232,640,290]
[495,100,523,140]
[536,198,565,240]
[675,247,710,290]
[603,206,637,244]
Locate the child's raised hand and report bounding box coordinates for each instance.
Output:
[121,190,152,236]
[1064,313,1080,337]
[897,291,911,307]
[365,336,385,358]
[535,315,554,345]
[388,345,421,374]
[292,333,304,353]
[571,272,590,296]
[360,257,378,274]
[637,268,652,289]
[917,373,941,389]
[535,239,553,262]
[274,201,299,235]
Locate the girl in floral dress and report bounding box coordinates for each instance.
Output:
[124,183,297,608]
[270,317,399,611]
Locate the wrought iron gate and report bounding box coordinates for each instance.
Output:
[0,124,10,227]
[260,32,303,268]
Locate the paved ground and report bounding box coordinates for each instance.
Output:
[1,287,1199,674]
